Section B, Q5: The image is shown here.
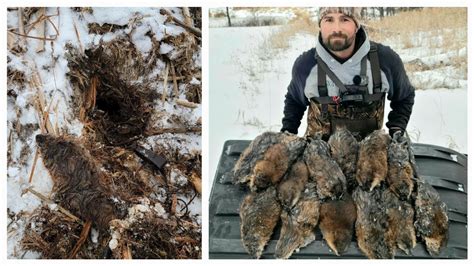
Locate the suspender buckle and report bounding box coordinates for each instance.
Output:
[341,94,364,102]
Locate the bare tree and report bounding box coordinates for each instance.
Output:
[361,7,367,19]
[386,7,395,16]
[226,7,232,27]
[378,7,385,18]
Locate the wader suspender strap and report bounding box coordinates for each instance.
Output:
[369,43,382,93]
[317,60,328,97]
[313,45,384,105]
[316,55,348,95]
[315,55,368,106]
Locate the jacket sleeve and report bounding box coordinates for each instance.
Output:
[281,53,311,134]
[383,47,415,131]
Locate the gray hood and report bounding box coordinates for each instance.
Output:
[304,27,389,99]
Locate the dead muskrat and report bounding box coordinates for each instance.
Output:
[36,134,116,228]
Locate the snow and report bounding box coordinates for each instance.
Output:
[209,17,467,187]
[109,238,119,250]
[170,169,189,187]
[131,26,153,55]
[159,42,175,54]
[403,88,467,151]
[153,202,168,219]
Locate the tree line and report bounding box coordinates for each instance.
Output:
[222,7,425,27]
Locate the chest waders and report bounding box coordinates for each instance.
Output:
[305,43,386,141]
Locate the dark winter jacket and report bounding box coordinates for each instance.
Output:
[281,27,415,135]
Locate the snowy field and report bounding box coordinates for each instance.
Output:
[209,23,467,187]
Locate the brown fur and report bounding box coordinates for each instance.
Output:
[250,143,289,191]
[328,126,359,192]
[382,190,416,254]
[303,136,346,200]
[356,130,390,191]
[387,131,414,200]
[36,134,116,228]
[233,132,306,189]
[240,187,282,259]
[414,181,449,256]
[319,193,357,256]
[275,183,319,259]
[353,187,394,259]
[277,159,309,210]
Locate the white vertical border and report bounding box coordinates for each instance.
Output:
[1,1,7,263]
[467,1,473,263]
[0,0,473,266]
[201,4,210,262]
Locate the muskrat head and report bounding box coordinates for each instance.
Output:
[36,134,54,150]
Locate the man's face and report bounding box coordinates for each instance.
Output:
[320,13,358,52]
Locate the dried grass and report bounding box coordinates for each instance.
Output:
[368,8,466,33]
[366,8,467,75]
[21,207,107,259]
[367,8,467,52]
[268,9,318,50]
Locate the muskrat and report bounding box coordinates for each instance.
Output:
[36,134,116,228]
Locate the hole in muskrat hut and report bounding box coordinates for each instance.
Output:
[67,40,159,146]
[95,97,121,115]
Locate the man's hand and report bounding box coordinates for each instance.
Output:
[389,127,404,138]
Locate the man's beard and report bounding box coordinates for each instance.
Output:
[324,32,355,51]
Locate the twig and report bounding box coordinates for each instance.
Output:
[68,220,92,259]
[80,75,98,121]
[7,31,16,50]
[72,16,84,53]
[54,100,60,135]
[35,8,46,53]
[30,64,55,135]
[161,63,170,103]
[175,99,199,109]
[28,149,40,183]
[159,74,201,81]
[197,86,201,103]
[178,219,200,229]
[123,243,132,259]
[45,8,60,37]
[34,103,46,134]
[24,7,59,34]
[8,130,13,160]
[160,8,201,37]
[26,187,83,225]
[171,194,177,215]
[170,62,179,98]
[9,30,58,41]
[9,7,60,42]
[182,7,193,27]
[145,126,201,136]
[18,8,26,48]
[175,236,199,244]
[159,75,186,81]
[189,172,202,195]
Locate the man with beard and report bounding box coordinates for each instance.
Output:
[281,8,415,141]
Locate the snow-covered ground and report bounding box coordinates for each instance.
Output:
[209,22,467,187]
[7,7,201,258]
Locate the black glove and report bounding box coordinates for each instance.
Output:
[389,127,404,138]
